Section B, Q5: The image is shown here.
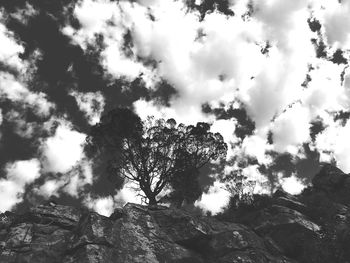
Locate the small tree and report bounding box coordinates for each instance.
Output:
[86,108,227,205]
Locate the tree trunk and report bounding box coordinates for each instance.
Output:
[148,195,157,206]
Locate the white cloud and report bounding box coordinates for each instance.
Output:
[241,165,271,194]
[279,174,305,195]
[84,195,115,217]
[241,134,272,165]
[304,61,349,114]
[37,179,62,198]
[5,110,38,138]
[271,103,311,154]
[0,180,22,212]
[93,197,115,216]
[315,120,350,173]
[35,159,93,198]
[6,159,41,185]
[0,73,54,117]
[133,99,213,125]
[210,119,237,158]
[0,17,24,70]
[9,3,38,25]
[70,90,106,125]
[320,0,350,49]
[63,160,94,197]
[63,0,150,80]
[195,181,231,215]
[41,123,86,173]
[0,159,41,212]
[114,182,142,206]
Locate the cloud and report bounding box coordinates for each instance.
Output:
[319,0,350,49]
[241,134,272,165]
[4,110,38,138]
[63,0,150,80]
[2,0,350,211]
[37,179,62,198]
[6,158,41,185]
[41,122,86,173]
[210,119,237,158]
[0,180,22,212]
[0,159,41,212]
[63,160,94,197]
[314,119,350,173]
[70,90,105,125]
[0,16,24,70]
[195,181,230,215]
[271,103,311,154]
[133,99,213,125]
[0,73,54,117]
[279,174,305,195]
[84,195,115,216]
[35,159,93,198]
[304,60,348,114]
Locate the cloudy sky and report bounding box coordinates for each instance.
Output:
[0,0,350,215]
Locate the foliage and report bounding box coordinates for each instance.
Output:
[223,171,256,207]
[216,194,273,223]
[86,108,227,205]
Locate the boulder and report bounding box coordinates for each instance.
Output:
[248,205,320,261]
[312,164,348,192]
[312,164,350,204]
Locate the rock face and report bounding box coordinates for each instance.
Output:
[0,202,294,263]
[1,164,349,263]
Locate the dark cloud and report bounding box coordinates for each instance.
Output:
[310,118,326,142]
[146,80,178,107]
[331,49,348,65]
[334,110,350,126]
[311,37,328,59]
[202,103,255,140]
[307,18,322,33]
[185,0,234,20]
[0,120,38,170]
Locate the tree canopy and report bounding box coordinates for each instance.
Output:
[86,108,227,205]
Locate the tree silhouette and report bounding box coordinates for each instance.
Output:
[86,108,227,205]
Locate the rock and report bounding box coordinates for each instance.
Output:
[273,197,308,215]
[312,164,348,193]
[217,249,296,263]
[149,204,291,262]
[109,208,124,220]
[273,189,298,201]
[29,204,81,230]
[0,211,16,230]
[248,205,320,261]
[312,164,350,204]
[115,203,204,263]
[0,202,292,263]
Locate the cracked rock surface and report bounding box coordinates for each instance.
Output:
[0,202,294,263]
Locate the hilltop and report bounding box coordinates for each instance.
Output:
[1,164,350,263]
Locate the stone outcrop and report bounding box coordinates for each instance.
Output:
[1,164,350,262]
[0,203,293,262]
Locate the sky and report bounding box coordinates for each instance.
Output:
[0,0,350,216]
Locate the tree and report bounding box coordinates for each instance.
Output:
[86,108,227,205]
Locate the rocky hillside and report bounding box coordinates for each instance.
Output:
[1,164,350,263]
